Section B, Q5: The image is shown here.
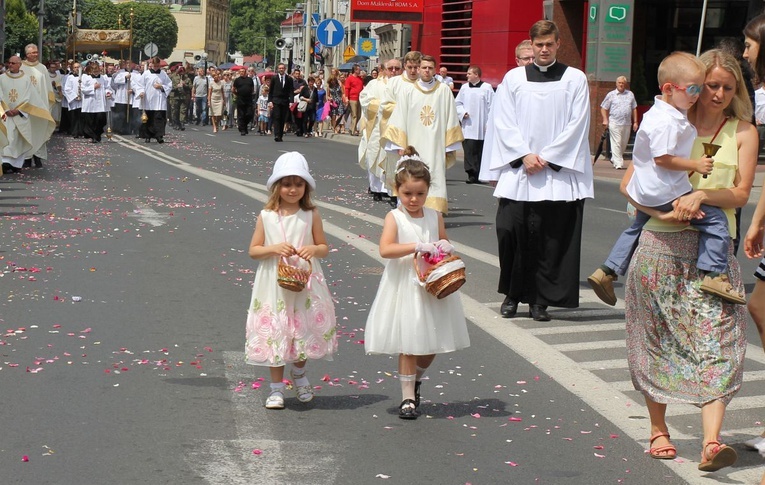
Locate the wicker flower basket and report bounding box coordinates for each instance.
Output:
[277,256,312,292]
[414,252,466,299]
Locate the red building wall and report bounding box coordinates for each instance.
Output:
[411,0,544,87]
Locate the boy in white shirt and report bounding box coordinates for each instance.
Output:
[588,52,745,306]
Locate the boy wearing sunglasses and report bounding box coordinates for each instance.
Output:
[589,51,745,306]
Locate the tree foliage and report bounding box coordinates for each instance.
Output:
[78,1,178,59]
[4,0,39,59]
[229,0,294,58]
[24,0,73,60]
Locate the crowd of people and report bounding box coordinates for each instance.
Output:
[4,16,765,478]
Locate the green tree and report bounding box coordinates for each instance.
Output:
[4,0,39,59]
[229,0,294,58]
[24,0,73,60]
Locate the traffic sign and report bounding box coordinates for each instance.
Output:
[357,38,377,56]
[317,18,343,47]
[343,46,356,62]
[304,13,320,28]
[144,42,158,58]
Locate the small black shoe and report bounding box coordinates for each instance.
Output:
[373,193,383,202]
[500,295,518,318]
[398,399,418,420]
[180,125,185,131]
[388,196,398,207]
[529,304,551,322]
[33,156,43,168]
[156,138,164,144]
[414,381,422,407]
[22,159,32,168]
[466,175,478,184]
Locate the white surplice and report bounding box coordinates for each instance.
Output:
[141,70,172,111]
[455,81,494,141]
[480,63,593,202]
[80,75,112,113]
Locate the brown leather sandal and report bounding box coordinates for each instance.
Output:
[698,440,737,471]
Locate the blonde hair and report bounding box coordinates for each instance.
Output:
[657,52,705,86]
[689,49,753,123]
[264,176,316,211]
[515,40,532,57]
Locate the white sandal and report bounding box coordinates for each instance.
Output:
[290,369,314,403]
[265,389,285,409]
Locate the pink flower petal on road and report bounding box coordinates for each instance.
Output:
[505,461,518,467]
[508,417,522,421]
[22,455,29,462]
[252,449,263,455]
[375,474,391,479]
[594,453,605,458]
[471,413,481,418]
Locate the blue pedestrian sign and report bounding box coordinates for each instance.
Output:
[317,18,344,47]
[304,13,320,28]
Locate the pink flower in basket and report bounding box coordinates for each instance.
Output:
[423,249,446,265]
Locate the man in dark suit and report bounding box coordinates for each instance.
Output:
[267,63,293,142]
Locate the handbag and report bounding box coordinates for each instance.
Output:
[297,100,308,112]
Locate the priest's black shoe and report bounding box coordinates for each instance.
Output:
[500,296,518,318]
[529,305,551,322]
[33,156,43,168]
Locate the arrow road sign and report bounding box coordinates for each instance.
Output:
[317,18,343,47]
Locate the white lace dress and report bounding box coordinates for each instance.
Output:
[365,208,470,355]
[245,209,337,366]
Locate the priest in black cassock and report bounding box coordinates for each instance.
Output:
[479,20,594,322]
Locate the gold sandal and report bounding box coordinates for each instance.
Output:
[290,369,314,403]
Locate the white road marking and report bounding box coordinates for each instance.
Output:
[115,136,765,484]
[129,202,170,227]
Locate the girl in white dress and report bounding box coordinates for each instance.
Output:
[245,152,337,409]
[365,147,470,419]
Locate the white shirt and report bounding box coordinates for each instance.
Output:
[626,96,695,207]
[755,87,765,125]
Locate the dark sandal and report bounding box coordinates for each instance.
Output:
[399,399,417,420]
[698,440,737,472]
[414,381,422,407]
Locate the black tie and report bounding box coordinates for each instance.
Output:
[280,75,284,87]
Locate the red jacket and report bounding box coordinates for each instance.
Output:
[344,74,363,101]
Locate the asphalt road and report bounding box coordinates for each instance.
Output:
[1,127,763,485]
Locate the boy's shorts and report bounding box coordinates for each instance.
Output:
[258,115,269,123]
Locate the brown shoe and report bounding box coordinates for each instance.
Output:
[587,268,617,306]
[699,275,746,305]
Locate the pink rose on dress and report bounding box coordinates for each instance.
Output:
[246,336,272,363]
[305,334,329,360]
[252,307,276,339]
[290,312,307,340]
[310,300,336,334]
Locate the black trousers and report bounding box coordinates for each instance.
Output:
[59,107,70,134]
[462,139,484,177]
[236,102,253,133]
[82,112,106,141]
[496,198,584,308]
[271,102,289,140]
[145,110,167,140]
[68,108,84,137]
[112,103,130,134]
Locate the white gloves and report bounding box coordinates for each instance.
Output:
[415,242,437,255]
[434,239,454,254]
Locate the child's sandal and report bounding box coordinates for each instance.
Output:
[290,369,314,403]
[698,440,737,472]
[265,389,285,409]
[399,399,417,420]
